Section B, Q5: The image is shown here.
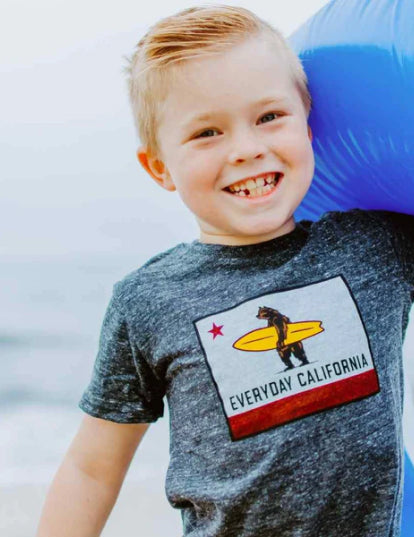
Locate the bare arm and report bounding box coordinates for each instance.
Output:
[36,414,150,537]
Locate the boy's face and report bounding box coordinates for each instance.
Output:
[138,35,314,245]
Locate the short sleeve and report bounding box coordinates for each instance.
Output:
[370,210,414,291]
[78,288,165,423]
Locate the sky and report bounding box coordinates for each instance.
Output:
[1,0,330,259]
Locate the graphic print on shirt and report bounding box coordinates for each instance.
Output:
[193,275,380,441]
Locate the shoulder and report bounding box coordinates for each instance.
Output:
[316,207,383,227]
[302,208,398,258]
[311,207,412,236]
[300,208,379,246]
[111,242,191,312]
[308,209,414,273]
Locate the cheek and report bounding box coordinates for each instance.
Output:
[169,158,211,207]
[180,148,220,185]
[302,139,315,170]
[275,132,314,165]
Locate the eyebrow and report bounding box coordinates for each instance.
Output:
[184,96,288,126]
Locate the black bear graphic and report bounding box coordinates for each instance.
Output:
[256,306,309,371]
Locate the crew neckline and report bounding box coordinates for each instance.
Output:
[187,220,311,259]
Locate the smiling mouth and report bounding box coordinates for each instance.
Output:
[223,173,283,198]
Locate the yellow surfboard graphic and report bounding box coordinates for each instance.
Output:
[233,321,324,352]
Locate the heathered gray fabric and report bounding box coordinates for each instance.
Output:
[79,208,414,537]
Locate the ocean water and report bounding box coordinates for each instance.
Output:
[1,253,414,489]
[0,253,173,488]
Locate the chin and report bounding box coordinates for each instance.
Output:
[248,218,291,235]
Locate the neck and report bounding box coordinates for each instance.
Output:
[198,218,296,246]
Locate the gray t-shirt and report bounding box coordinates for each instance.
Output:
[79,208,414,537]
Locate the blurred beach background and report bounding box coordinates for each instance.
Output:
[1,0,413,536]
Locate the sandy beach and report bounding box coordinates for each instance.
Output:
[0,481,182,537]
[0,401,183,537]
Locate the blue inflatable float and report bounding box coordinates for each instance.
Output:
[289,0,414,534]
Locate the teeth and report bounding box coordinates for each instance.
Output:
[227,173,279,195]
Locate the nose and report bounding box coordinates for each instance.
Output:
[227,128,266,165]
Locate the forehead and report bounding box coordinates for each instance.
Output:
[157,36,301,130]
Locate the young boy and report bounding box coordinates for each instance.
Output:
[37,5,414,537]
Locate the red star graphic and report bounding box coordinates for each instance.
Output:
[208,322,224,339]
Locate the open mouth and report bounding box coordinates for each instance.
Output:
[223,173,283,198]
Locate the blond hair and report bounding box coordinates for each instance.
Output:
[124,4,312,160]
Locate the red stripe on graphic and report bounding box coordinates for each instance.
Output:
[228,369,379,440]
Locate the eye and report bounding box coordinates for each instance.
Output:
[195,128,220,139]
[259,112,280,124]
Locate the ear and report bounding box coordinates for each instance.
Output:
[136,146,176,192]
[307,124,313,142]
